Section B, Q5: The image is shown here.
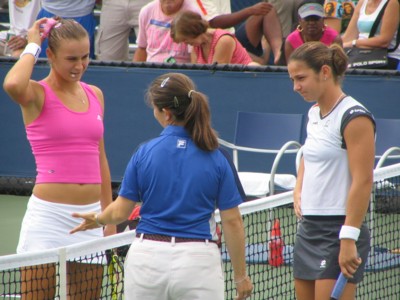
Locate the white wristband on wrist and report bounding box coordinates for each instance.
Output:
[339,225,360,241]
[20,43,41,63]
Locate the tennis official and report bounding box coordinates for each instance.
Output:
[71,72,253,300]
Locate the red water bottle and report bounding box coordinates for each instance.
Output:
[268,219,284,267]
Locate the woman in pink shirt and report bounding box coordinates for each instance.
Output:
[171,11,257,65]
[285,1,342,63]
[3,17,115,299]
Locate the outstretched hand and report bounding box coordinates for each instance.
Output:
[70,212,99,234]
[249,2,273,16]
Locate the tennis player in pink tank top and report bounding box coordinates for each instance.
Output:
[3,17,116,299]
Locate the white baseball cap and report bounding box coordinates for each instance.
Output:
[298,3,324,18]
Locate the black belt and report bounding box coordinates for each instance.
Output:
[136,233,217,244]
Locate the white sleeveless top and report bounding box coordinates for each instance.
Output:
[301,96,374,216]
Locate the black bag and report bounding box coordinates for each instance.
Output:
[345,47,388,69]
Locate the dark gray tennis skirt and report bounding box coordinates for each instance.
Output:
[293,216,370,283]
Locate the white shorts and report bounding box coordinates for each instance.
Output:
[124,235,224,300]
[17,194,103,254]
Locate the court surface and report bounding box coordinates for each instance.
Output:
[0,195,28,256]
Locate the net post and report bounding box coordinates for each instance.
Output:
[59,247,67,300]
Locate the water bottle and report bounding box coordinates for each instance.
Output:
[3,33,15,56]
[268,219,284,267]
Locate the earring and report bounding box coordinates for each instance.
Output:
[296,24,303,32]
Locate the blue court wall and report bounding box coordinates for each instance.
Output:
[1,62,400,182]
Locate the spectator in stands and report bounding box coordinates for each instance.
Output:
[0,0,41,57]
[264,0,301,39]
[70,72,253,300]
[341,0,400,69]
[261,0,303,63]
[37,0,98,59]
[95,0,152,61]
[193,0,284,65]
[288,42,375,300]
[3,17,115,299]
[170,11,257,65]
[285,1,342,62]
[324,0,358,34]
[133,0,201,63]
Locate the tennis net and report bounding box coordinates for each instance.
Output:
[1,163,400,299]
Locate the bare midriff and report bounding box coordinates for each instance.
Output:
[33,183,101,205]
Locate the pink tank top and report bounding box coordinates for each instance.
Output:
[26,81,104,184]
[194,29,253,65]
[287,27,339,49]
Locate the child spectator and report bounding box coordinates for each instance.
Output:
[133,0,201,63]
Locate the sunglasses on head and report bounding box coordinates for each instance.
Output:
[304,15,322,22]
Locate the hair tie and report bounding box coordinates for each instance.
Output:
[173,96,179,108]
[188,90,195,98]
[42,18,59,39]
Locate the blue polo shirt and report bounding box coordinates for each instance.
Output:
[119,125,244,239]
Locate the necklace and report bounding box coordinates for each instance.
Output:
[321,92,346,117]
[76,87,86,104]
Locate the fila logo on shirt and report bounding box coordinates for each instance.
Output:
[97,114,102,121]
[177,139,187,149]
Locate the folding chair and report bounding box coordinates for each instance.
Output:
[218,111,304,197]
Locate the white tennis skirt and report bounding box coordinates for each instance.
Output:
[17,194,103,254]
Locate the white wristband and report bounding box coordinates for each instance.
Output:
[20,43,41,63]
[339,225,360,241]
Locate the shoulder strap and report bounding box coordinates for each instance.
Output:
[369,0,389,38]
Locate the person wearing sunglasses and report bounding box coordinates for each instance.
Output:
[284,1,342,62]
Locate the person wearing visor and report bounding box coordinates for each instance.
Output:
[284,0,342,62]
